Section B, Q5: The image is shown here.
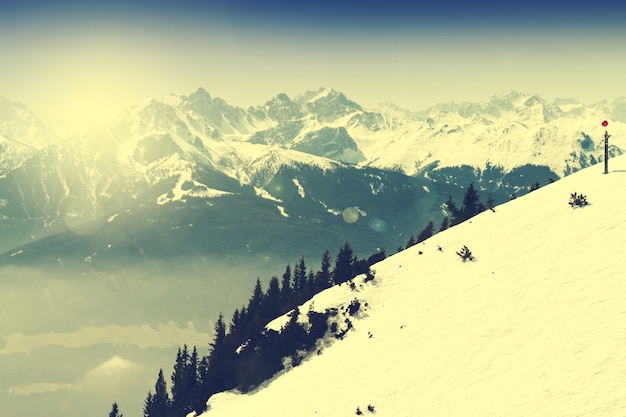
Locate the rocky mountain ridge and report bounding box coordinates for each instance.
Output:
[0,88,623,267]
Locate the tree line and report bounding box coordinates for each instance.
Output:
[133,242,385,417]
[403,182,494,250]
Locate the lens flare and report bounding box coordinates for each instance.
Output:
[368,217,388,233]
[342,207,359,224]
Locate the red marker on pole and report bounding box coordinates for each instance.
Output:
[602,120,610,174]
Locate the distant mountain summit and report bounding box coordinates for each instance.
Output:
[0,88,623,268]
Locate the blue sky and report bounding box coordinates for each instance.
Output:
[1,0,625,126]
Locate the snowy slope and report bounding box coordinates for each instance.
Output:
[201,154,626,417]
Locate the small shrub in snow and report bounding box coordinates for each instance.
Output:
[363,269,376,283]
[569,192,589,208]
[348,299,361,316]
[456,245,475,262]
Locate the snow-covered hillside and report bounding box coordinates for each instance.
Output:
[200,154,626,417]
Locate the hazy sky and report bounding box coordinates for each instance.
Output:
[1,0,626,126]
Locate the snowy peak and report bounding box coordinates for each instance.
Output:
[0,96,61,149]
[295,87,362,122]
[262,93,303,123]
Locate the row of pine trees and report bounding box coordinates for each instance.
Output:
[135,243,385,417]
[403,182,494,250]
[109,182,507,417]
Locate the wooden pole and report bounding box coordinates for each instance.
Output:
[604,130,610,174]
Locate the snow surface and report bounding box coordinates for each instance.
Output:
[200,154,626,417]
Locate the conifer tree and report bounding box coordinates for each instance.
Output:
[280,264,292,308]
[171,345,189,414]
[444,196,460,224]
[459,182,485,223]
[263,276,282,323]
[293,257,307,301]
[247,278,264,330]
[314,249,332,291]
[416,220,434,243]
[439,215,449,232]
[109,402,123,417]
[151,369,171,417]
[333,242,355,284]
[143,391,154,417]
[306,269,316,299]
[204,313,229,395]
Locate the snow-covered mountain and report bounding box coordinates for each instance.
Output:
[0,88,623,267]
[198,153,626,417]
[0,96,62,173]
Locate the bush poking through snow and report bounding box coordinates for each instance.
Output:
[569,192,589,208]
[348,298,361,316]
[456,245,475,262]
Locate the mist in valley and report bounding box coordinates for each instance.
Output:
[0,254,295,417]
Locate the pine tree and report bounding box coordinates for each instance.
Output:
[263,276,282,323]
[293,257,307,301]
[405,234,416,249]
[306,269,316,299]
[444,196,460,224]
[171,345,189,414]
[459,182,485,223]
[280,264,292,308]
[314,249,332,291]
[416,220,434,243]
[109,402,123,417]
[151,369,171,417]
[439,215,450,232]
[206,314,229,395]
[333,242,355,284]
[143,392,154,417]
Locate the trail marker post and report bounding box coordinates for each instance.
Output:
[602,120,610,174]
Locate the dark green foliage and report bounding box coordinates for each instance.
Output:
[439,216,450,232]
[443,182,486,226]
[444,196,460,221]
[109,402,123,417]
[363,268,375,283]
[416,220,434,243]
[142,392,153,417]
[348,298,361,316]
[293,257,308,300]
[333,242,355,284]
[280,264,292,308]
[460,182,486,223]
[569,192,589,207]
[141,242,385,416]
[149,369,170,417]
[456,245,475,262]
[263,277,282,323]
[171,345,200,416]
[314,249,333,291]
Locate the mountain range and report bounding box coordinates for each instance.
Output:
[0,88,624,268]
